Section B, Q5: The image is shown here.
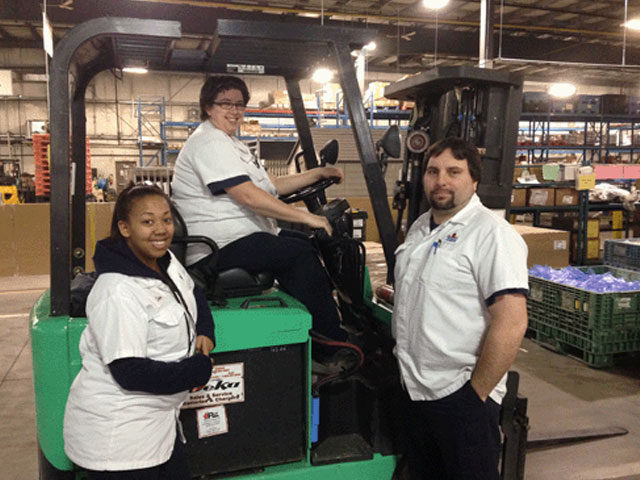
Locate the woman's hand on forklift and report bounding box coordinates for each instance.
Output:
[319,166,343,184]
[196,335,215,359]
[305,213,332,236]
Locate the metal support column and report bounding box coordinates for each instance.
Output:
[577,190,589,264]
[479,0,495,69]
[285,78,319,169]
[49,31,74,316]
[333,40,398,281]
[48,17,181,316]
[71,77,90,277]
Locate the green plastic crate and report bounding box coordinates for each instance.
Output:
[528,265,640,330]
[527,303,640,368]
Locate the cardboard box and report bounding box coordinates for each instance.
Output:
[512,225,570,268]
[554,188,579,206]
[510,189,527,207]
[0,202,114,276]
[527,188,555,206]
[551,215,600,238]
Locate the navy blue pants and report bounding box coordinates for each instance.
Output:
[404,381,502,480]
[86,437,190,480]
[216,230,345,341]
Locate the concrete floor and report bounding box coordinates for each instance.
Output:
[1,275,639,480]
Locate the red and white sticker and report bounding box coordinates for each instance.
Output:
[196,405,228,438]
[182,362,245,410]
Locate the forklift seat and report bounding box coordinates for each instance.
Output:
[169,203,274,299]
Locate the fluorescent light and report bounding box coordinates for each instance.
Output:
[548,83,576,98]
[423,0,450,10]
[122,67,148,74]
[625,18,640,30]
[312,68,333,84]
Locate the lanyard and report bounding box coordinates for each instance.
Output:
[161,272,196,356]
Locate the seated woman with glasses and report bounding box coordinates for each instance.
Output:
[171,75,346,342]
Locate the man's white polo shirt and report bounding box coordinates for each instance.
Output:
[392,194,528,404]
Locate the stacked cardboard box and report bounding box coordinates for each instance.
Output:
[527,188,555,206]
[512,224,570,268]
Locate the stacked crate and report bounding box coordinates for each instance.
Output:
[604,238,640,271]
[528,265,640,367]
[33,134,92,198]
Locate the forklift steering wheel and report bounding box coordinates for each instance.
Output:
[280,177,340,204]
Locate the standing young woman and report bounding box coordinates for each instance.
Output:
[172,75,346,342]
[63,184,215,480]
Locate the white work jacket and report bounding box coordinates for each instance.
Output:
[63,252,197,471]
[392,194,528,404]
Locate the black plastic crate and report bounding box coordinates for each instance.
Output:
[550,98,576,114]
[629,96,640,116]
[600,94,629,115]
[576,95,600,115]
[523,92,550,113]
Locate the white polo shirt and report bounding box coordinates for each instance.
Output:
[392,194,528,404]
[171,121,278,265]
[63,253,197,471]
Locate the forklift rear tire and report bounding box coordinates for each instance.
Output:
[38,441,74,480]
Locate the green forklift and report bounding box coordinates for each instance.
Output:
[31,16,529,480]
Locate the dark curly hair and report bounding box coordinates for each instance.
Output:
[424,137,482,183]
[199,75,250,121]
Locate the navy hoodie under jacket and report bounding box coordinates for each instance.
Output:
[93,238,214,395]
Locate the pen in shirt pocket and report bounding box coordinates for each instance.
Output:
[431,239,442,254]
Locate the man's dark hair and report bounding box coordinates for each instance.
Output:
[199,76,250,121]
[424,137,482,183]
[110,183,170,240]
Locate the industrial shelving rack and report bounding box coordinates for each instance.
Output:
[518,112,640,164]
[511,111,640,265]
[138,96,410,167]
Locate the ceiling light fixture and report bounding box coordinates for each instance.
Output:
[122,67,148,74]
[312,67,333,84]
[624,18,640,30]
[548,83,576,98]
[422,0,450,10]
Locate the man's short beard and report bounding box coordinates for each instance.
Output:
[429,193,455,211]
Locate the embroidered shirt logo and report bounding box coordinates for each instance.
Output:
[445,233,458,243]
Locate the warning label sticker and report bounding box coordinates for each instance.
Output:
[196,405,229,438]
[182,362,245,409]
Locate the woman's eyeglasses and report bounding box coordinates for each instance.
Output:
[213,101,247,111]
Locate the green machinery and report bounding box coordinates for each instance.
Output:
[32,15,530,480]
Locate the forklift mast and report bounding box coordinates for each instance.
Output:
[384,66,523,235]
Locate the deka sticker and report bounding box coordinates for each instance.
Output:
[182,362,245,409]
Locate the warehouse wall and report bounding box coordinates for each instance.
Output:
[1,46,405,181]
[3,44,638,211]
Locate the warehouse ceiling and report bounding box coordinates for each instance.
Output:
[2,0,640,87]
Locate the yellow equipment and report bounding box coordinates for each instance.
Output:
[0,185,20,204]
